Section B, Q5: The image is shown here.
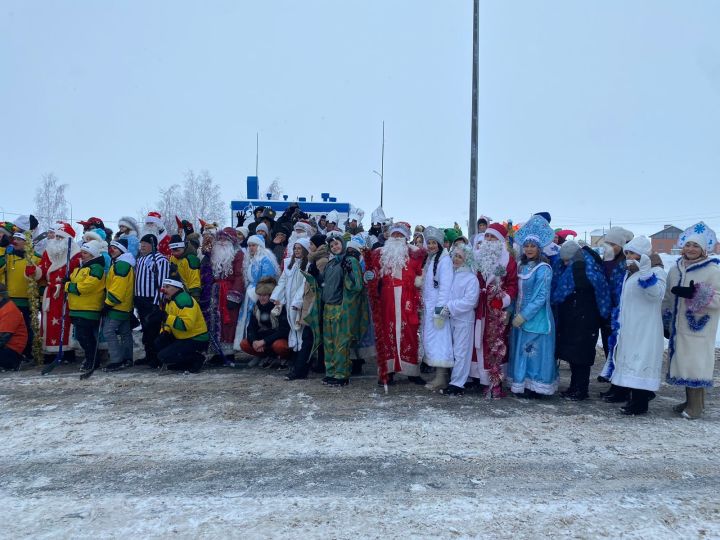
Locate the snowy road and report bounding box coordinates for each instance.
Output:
[1,357,718,539]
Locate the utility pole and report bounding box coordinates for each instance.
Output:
[255,132,259,177]
[372,121,385,208]
[468,0,479,237]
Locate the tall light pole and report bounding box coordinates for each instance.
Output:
[468,0,479,237]
[372,120,385,208]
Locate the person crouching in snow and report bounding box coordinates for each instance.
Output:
[552,240,611,401]
[421,226,454,390]
[662,222,720,420]
[439,245,480,396]
[601,236,667,415]
[239,277,291,367]
[155,276,209,373]
[508,215,557,398]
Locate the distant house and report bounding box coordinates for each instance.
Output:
[650,225,683,254]
[589,229,606,247]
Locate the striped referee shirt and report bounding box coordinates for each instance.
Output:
[134,252,170,303]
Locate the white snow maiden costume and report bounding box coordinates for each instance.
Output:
[607,237,667,395]
[421,226,454,370]
[662,222,720,419]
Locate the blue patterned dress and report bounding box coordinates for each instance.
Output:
[509,261,557,395]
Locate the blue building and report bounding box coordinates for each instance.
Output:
[230,176,352,224]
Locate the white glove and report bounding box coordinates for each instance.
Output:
[440,306,450,319]
[270,304,282,317]
[512,314,525,328]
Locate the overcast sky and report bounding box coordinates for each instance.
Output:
[2,0,719,238]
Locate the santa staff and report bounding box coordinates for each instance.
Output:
[31,222,82,363]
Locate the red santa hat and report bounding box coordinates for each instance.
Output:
[388,221,411,239]
[484,223,508,243]
[145,211,163,226]
[53,221,76,239]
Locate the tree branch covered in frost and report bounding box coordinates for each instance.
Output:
[139,170,225,229]
[34,173,69,231]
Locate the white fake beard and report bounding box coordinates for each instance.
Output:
[211,240,236,278]
[46,237,68,266]
[476,240,502,278]
[380,237,409,276]
[143,223,163,238]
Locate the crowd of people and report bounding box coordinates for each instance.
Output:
[0,205,718,419]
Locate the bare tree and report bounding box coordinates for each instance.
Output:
[181,170,224,225]
[34,173,69,231]
[139,170,225,232]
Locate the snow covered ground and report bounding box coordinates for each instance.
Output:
[1,354,719,539]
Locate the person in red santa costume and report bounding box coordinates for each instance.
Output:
[28,222,82,363]
[365,221,426,385]
[468,222,519,397]
[143,211,171,257]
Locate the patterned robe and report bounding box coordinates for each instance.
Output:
[37,251,82,353]
[366,245,425,376]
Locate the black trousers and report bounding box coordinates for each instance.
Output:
[135,297,162,363]
[72,317,100,365]
[17,305,32,357]
[156,336,208,371]
[0,348,22,370]
[569,363,592,395]
[290,326,314,379]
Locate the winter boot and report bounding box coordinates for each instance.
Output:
[425,367,449,391]
[103,361,126,372]
[681,388,704,420]
[407,375,427,386]
[602,385,631,403]
[440,384,464,396]
[351,358,364,376]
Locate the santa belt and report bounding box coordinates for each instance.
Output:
[391,278,404,287]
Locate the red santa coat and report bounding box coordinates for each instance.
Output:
[470,257,518,378]
[37,251,82,353]
[366,245,425,376]
[215,251,245,345]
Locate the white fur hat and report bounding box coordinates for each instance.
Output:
[603,227,634,247]
[388,221,411,239]
[624,235,652,257]
[80,239,105,258]
[235,226,249,239]
[247,235,265,247]
[293,238,312,253]
[117,216,139,235]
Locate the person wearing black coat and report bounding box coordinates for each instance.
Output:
[552,242,611,400]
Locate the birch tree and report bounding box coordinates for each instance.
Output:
[34,173,69,230]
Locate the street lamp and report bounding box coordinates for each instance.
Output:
[468,0,479,237]
[372,169,383,208]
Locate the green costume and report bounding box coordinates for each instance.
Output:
[321,248,366,381]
